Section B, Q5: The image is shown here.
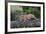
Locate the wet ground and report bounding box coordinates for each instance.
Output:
[11,18,41,28]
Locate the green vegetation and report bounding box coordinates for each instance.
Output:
[10,5,41,21]
[22,6,40,18]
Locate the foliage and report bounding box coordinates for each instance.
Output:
[22,6,40,18]
[11,6,40,21]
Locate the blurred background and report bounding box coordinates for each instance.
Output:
[10,5,41,28]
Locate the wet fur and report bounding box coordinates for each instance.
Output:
[19,14,37,22]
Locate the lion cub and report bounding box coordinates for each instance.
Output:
[19,14,37,22]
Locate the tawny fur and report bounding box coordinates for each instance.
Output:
[19,14,37,22]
